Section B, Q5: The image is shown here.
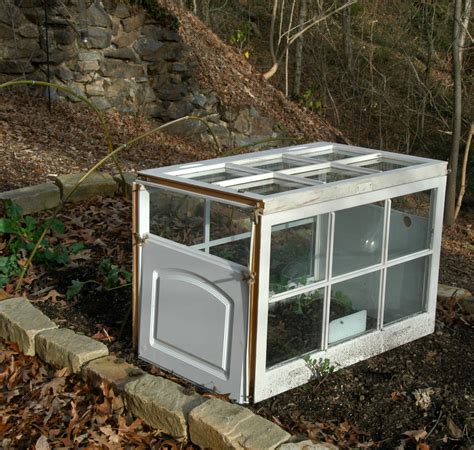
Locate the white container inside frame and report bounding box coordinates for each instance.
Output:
[133,142,447,403]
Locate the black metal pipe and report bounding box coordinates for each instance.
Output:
[43,0,51,112]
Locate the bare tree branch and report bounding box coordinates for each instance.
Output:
[264,0,358,79]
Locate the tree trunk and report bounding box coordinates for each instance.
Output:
[342,4,353,75]
[201,0,210,24]
[445,0,472,225]
[292,0,307,97]
[445,0,463,225]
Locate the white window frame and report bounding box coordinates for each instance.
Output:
[253,176,446,402]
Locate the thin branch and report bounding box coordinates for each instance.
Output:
[264,0,357,79]
[454,122,473,220]
[287,0,357,45]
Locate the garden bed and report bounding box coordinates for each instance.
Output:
[1,194,473,448]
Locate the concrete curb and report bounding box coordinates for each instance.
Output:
[0,296,314,448]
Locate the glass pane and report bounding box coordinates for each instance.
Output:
[186,168,251,183]
[329,272,380,345]
[247,157,306,172]
[363,161,405,171]
[354,158,418,172]
[298,167,360,183]
[302,150,359,161]
[149,187,204,245]
[209,202,252,266]
[270,215,328,295]
[333,203,384,276]
[384,257,428,325]
[234,178,308,196]
[210,202,251,240]
[210,240,250,266]
[388,191,432,260]
[267,288,325,368]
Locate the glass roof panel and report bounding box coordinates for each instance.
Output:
[351,158,418,172]
[141,143,440,202]
[298,150,360,161]
[184,167,253,183]
[233,178,309,196]
[296,167,361,183]
[243,156,307,172]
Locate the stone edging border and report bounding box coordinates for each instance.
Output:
[0,171,137,215]
[0,296,341,449]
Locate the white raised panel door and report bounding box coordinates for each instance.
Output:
[138,235,249,402]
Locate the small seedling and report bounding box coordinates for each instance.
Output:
[303,355,336,379]
[229,24,252,59]
[66,258,132,300]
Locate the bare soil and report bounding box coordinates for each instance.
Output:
[5,195,469,449]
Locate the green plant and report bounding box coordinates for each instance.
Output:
[0,200,83,288]
[66,258,132,300]
[300,88,323,112]
[0,255,20,288]
[229,24,252,59]
[303,355,336,379]
[291,288,322,315]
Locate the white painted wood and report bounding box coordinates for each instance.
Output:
[136,142,447,404]
[253,311,435,402]
[138,235,249,403]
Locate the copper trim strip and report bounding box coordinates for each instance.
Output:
[139,174,259,207]
[132,183,139,350]
[247,206,263,400]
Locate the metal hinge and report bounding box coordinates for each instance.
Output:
[134,233,148,246]
[243,271,256,286]
[252,207,263,224]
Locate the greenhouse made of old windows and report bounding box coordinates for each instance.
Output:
[132,142,447,403]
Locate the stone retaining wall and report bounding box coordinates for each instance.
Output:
[0,0,282,148]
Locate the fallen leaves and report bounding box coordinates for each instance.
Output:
[0,339,196,448]
[294,417,372,448]
[403,429,427,443]
[446,416,463,440]
[40,289,64,303]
